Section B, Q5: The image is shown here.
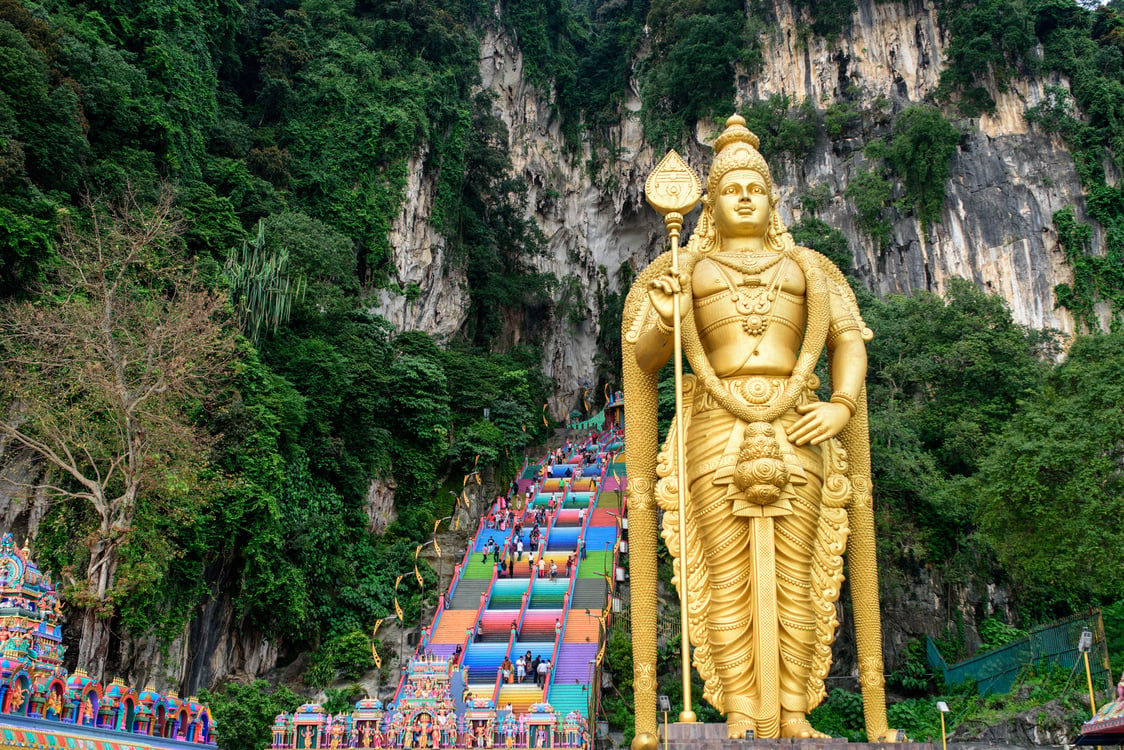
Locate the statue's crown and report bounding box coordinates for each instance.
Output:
[707,114,772,197]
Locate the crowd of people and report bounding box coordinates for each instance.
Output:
[497,651,554,687]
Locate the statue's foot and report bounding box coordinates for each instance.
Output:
[726,712,755,740]
[779,712,830,739]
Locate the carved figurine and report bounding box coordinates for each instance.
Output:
[625,115,895,742]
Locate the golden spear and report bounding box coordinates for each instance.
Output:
[644,150,702,725]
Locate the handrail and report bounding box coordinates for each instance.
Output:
[514,578,534,643]
[492,617,519,705]
[479,563,500,622]
[542,605,566,697]
[446,539,473,606]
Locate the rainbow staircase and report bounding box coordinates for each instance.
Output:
[396,429,626,728]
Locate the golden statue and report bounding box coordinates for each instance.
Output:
[624,115,895,744]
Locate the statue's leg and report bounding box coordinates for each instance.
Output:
[774,443,830,740]
[692,491,756,734]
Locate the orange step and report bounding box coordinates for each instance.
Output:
[564,610,600,643]
[432,610,478,642]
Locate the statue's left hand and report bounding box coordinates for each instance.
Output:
[789,401,851,445]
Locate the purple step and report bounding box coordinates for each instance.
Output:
[553,643,598,681]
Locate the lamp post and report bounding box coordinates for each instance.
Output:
[657,696,670,750]
[937,701,950,750]
[1080,627,1098,715]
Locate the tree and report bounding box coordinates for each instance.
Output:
[0,189,237,677]
[972,333,1124,617]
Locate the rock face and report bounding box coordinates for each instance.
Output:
[374,0,1094,419]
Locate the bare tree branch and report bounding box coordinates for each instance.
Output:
[0,186,237,676]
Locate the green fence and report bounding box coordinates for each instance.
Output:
[570,410,606,431]
[927,610,1112,696]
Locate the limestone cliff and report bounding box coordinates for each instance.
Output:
[375,0,1095,420]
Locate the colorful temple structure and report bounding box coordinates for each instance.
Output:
[270,421,626,749]
[0,534,215,750]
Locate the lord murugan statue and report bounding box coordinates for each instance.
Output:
[624,115,896,745]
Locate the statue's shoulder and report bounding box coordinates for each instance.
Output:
[791,245,846,277]
[792,244,868,331]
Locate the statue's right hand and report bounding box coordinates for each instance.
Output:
[647,273,689,329]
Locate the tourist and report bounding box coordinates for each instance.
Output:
[531,656,542,686]
[549,560,558,581]
[578,539,586,560]
[516,656,526,683]
[501,657,513,683]
[516,538,524,561]
[578,506,586,526]
[481,539,491,564]
[507,556,514,578]
[537,557,546,577]
[536,658,548,687]
[565,555,574,578]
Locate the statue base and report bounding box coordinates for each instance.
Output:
[659,724,936,750]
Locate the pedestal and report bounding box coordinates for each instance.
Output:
[658,723,936,750]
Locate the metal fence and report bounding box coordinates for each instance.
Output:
[926,609,1112,697]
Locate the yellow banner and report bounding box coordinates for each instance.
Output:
[371,644,382,669]
[542,404,549,427]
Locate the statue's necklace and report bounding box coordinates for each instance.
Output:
[710,251,788,337]
[710,251,786,276]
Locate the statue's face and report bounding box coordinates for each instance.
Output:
[712,168,771,241]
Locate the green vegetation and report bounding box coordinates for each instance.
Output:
[867,105,962,228]
[937,0,1037,115]
[740,95,819,167]
[642,0,763,147]
[200,681,302,750]
[970,333,1124,617]
[791,0,857,38]
[0,0,554,678]
[305,630,378,688]
[846,169,893,246]
[810,660,1089,741]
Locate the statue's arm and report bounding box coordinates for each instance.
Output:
[634,319,674,372]
[828,328,867,405]
[632,271,688,373]
[790,272,867,445]
[825,272,868,406]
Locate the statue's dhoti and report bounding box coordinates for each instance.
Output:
[657,376,850,738]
